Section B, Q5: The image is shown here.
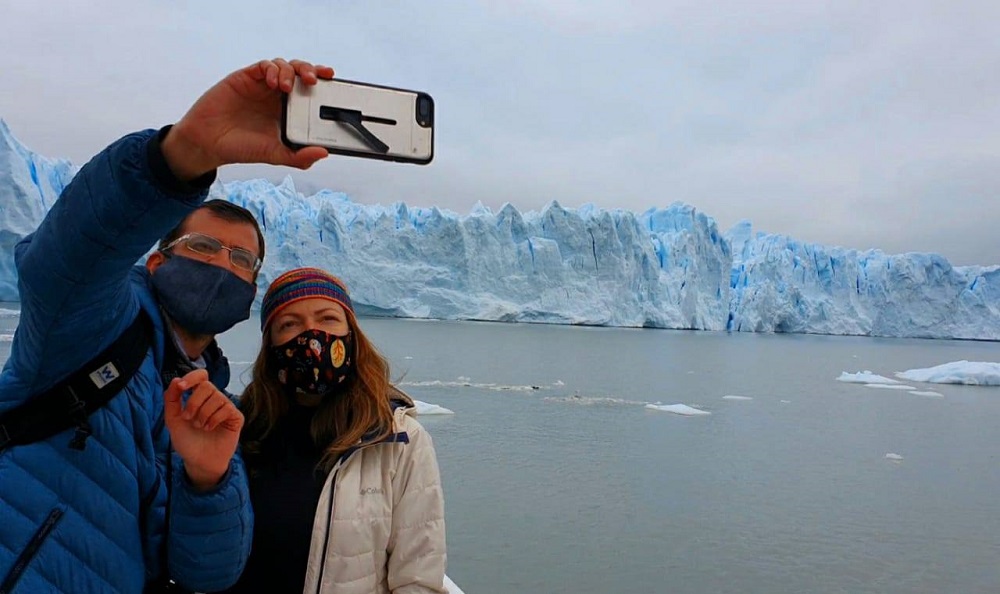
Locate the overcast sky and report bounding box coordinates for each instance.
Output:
[2,0,998,265]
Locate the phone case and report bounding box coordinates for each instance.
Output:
[282,78,434,165]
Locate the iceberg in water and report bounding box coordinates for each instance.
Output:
[645,403,711,416]
[908,390,944,398]
[2,119,999,340]
[413,399,455,415]
[836,371,902,385]
[896,361,1000,386]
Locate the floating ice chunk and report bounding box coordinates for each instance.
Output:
[837,371,901,384]
[413,399,454,415]
[404,356,413,360]
[399,379,544,392]
[864,384,915,390]
[646,403,711,416]
[553,380,565,386]
[546,395,646,406]
[908,390,944,398]
[896,361,1000,386]
[722,395,753,401]
[780,400,791,403]
[0,308,19,317]
[0,334,12,342]
[885,453,904,461]
[444,574,465,594]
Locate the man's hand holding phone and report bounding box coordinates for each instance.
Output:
[162,58,335,182]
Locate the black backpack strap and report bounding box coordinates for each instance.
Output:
[0,310,154,453]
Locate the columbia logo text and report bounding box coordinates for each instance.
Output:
[360,487,385,496]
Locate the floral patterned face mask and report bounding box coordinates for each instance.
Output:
[268,329,355,396]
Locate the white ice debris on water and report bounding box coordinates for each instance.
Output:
[646,403,711,416]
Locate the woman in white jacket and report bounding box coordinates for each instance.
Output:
[221,267,447,594]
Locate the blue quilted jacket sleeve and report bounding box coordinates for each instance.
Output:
[168,451,253,591]
[4,128,253,590]
[10,128,207,398]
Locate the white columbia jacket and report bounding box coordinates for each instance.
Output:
[302,399,448,594]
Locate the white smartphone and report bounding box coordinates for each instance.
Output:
[282,77,434,165]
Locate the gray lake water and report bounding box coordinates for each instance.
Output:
[3,310,999,593]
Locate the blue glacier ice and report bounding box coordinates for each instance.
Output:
[2,119,998,340]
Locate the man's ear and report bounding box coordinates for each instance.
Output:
[146,251,166,274]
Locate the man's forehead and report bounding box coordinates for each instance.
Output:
[183,211,261,254]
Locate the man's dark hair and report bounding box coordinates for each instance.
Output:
[158,199,266,263]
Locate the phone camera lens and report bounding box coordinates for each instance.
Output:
[416,95,433,127]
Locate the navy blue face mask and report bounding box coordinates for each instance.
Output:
[150,255,257,335]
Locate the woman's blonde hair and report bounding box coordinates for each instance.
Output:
[240,309,395,471]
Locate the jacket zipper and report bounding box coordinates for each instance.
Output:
[314,466,340,594]
[311,430,411,593]
[0,508,65,594]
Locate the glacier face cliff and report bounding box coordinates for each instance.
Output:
[1,120,996,339]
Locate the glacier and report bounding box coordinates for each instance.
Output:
[1,119,998,340]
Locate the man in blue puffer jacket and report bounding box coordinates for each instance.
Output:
[0,58,335,593]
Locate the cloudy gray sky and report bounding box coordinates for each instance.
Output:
[2,0,998,265]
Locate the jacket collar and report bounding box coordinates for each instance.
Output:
[334,392,417,467]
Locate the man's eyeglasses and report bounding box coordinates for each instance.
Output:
[161,233,262,273]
